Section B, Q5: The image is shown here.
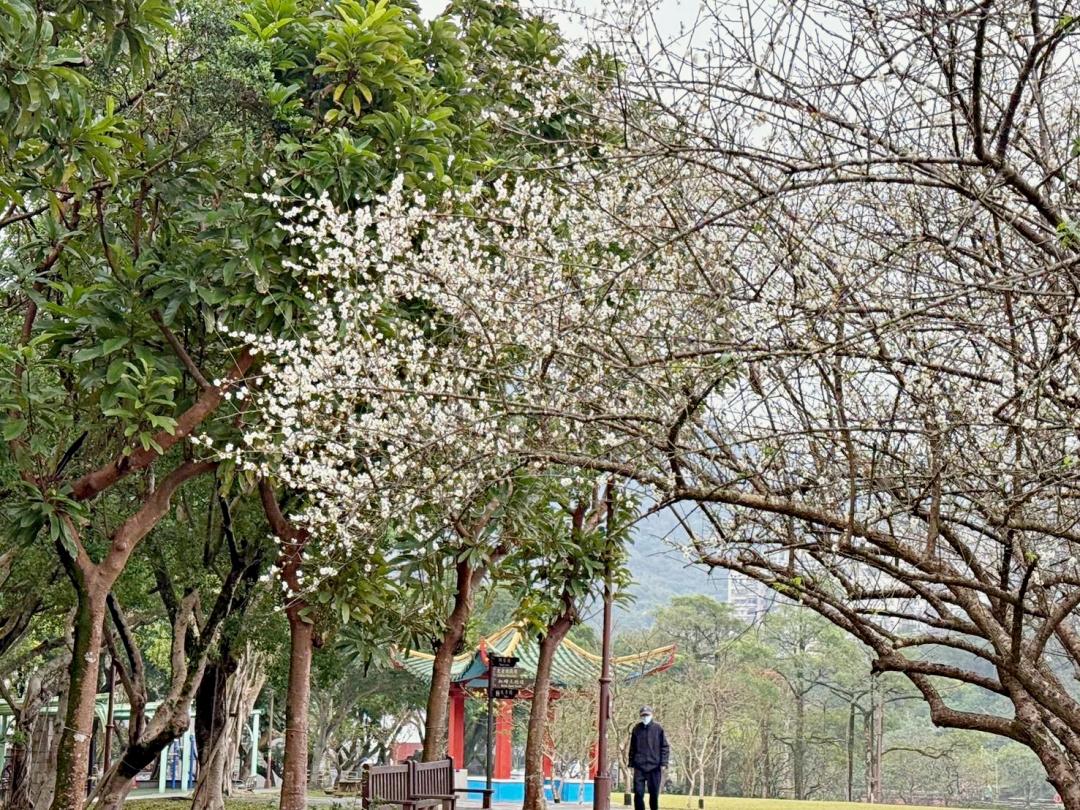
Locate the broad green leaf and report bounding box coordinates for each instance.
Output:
[101,336,130,356]
[2,419,27,441]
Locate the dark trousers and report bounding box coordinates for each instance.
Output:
[633,767,661,810]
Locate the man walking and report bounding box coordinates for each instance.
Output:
[628,706,669,810]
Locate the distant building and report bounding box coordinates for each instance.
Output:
[389,716,423,763]
[391,741,422,763]
[726,570,779,623]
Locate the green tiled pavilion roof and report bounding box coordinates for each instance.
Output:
[394,624,676,690]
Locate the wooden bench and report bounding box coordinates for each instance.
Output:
[361,758,473,810]
[412,759,459,810]
[361,763,414,810]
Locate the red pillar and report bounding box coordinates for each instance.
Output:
[494,700,513,779]
[448,686,466,767]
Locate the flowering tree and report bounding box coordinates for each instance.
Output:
[208,0,603,803]
[552,0,1080,802]
[224,151,719,810]
[0,1,614,808]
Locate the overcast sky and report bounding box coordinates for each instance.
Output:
[416,0,702,43]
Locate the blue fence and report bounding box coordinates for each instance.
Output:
[464,777,595,804]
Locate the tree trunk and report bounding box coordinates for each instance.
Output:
[9,738,30,810]
[91,687,202,808]
[709,739,722,797]
[864,685,883,804]
[194,731,230,810]
[192,646,266,809]
[846,700,855,803]
[423,622,466,762]
[1042,756,1080,810]
[227,657,266,794]
[523,615,574,810]
[191,655,234,810]
[10,709,52,810]
[258,480,313,810]
[864,683,884,804]
[308,726,331,790]
[863,706,871,803]
[424,558,487,761]
[280,608,315,810]
[89,590,218,809]
[759,715,771,800]
[30,679,67,809]
[93,579,260,808]
[792,691,805,800]
[6,648,70,810]
[51,459,219,810]
[267,691,275,788]
[50,582,105,810]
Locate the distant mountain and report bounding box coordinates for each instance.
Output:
[604,508,730,632]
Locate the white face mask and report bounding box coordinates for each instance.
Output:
[642,715,653,725]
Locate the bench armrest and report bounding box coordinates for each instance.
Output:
[453,787,492,794]
[413,793,455,800]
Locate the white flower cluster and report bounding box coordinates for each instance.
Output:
[220,170,727,564]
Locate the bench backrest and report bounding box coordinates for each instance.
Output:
[412,758,454,797]
[363,763,412,805]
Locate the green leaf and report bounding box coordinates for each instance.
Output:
[2,419,27,441]
[101,336,130,356]
[72,345,104,363]
[106,359,125,384]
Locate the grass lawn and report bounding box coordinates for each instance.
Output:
[654,798,969,810]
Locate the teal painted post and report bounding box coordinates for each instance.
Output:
[0,714,8,776]
[180,730,192,791]
[158,745,168,793]
[250,711,260,776]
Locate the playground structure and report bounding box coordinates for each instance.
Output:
[0,698,262,797]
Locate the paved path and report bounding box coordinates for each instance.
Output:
[125,788,576,809]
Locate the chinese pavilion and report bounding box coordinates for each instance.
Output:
[396,624,676,803]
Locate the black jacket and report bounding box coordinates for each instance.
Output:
[628,721,669,771]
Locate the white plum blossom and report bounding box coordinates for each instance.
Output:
[218,169,727,564]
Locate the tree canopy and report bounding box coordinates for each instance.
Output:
[5,0,1080,808]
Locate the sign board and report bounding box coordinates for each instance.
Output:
[489,654,519,669]
[490,665,530,699]
[492,667,530,690]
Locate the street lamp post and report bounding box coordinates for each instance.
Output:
[593,484,615,810]
[485,674,494,810]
